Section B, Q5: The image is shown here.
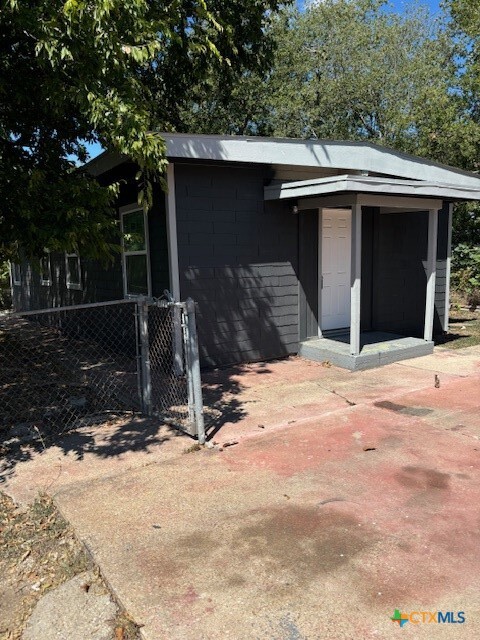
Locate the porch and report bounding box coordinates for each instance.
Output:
[299,331,433,371]
[264,174,475,370]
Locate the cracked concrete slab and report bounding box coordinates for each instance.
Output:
[22,571,117,640]
[4,347,480,639]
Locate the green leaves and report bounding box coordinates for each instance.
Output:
[0,0,280,263]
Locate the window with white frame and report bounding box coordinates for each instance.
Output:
[120,206,151,297]
[40,254,51,286]
[65,253,82,290]
[10,263,21,286]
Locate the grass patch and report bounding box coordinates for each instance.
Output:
[183,442,202,454]
[437,307,480,350]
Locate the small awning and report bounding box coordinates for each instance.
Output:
[264,174,480,205]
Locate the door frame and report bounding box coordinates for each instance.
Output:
[317,207,352,336]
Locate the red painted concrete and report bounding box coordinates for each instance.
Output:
[4,349,480,639]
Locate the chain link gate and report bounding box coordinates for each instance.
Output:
[0,296,205,454]
[139,297,205,442]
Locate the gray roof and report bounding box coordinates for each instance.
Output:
[87,133,480,190]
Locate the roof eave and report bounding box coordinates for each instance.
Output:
[264,175,480,203]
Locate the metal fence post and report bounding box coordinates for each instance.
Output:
[182,304,196,432]
[184,298,205,444]
[164,290,183,376]
[138,297,152,416]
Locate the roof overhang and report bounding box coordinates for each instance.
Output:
[85,133,480,191]
[264,174,480,207]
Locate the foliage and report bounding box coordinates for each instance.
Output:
[451,243,480,305]
[186,1,479,166]
[0,0,282,263]
[443,0,480,247]
[269,2,454,153]
[452,203,480,246]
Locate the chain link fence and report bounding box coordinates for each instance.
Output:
[0,297,204,453]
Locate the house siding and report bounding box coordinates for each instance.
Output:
[12,163,170,312]
[434,204,450,334]
[174,163,299,367]
[360,208,376,331]
[298,209,319,341]
[371,204,449,338]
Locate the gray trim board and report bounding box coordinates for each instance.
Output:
[265,174,480,202]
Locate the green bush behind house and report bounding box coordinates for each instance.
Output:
[451,244,480,308]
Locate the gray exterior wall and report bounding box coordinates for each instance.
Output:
[298,209,318,341]
[11,155,451,369]
[372,205,449,337]
[372,210,429,336]
[12,163,170,312]
[174,162,299,367]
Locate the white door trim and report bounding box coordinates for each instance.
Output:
[317,209,323,337]
[319,208,352,334]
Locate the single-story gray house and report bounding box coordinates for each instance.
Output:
[11,134,480,370]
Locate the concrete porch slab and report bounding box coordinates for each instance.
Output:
[299,331,434,370]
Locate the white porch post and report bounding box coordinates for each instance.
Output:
[166,163,180,301]
[443,203,453,332]
[165,162,183,375]
[424,208,439,341]
[350,203,362,355]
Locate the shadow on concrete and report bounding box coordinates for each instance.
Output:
[0,416,182,485]
[202,361,274,440]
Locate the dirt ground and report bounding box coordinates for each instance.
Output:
[0,493,141,640]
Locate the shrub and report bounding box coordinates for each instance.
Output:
[451,244,480,310]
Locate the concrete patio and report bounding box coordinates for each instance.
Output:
[299,331,433,370]
[3,345,480,639]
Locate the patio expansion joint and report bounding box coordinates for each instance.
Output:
[222,370,479,447]
[394,360,469,377]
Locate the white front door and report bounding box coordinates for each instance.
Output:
[320,208,352,331]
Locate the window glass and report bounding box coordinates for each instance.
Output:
[66,254,81,289]
[125,255,148,296]
[121,207,150,297]
[40,255,51,284]
[123,210,146,252]
[11,263,21,285]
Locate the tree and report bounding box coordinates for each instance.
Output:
[0,0,281,263]
[267,1,475,163]
[186,0,480,169]
[442,0,480,246]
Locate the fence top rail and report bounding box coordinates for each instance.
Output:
[3,298,137,319]
[151,298,186,310]
[2,296,187,320]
